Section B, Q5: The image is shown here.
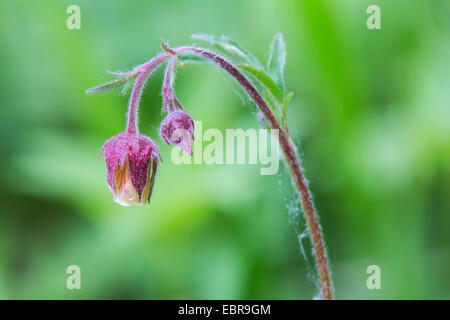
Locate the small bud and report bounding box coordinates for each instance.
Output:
[160,110,195,155]
[100,133,160,206]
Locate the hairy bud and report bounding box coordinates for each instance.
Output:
[160,110,195,155]
[100,133,160,206]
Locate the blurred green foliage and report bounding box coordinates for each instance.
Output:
[0,0,449,299]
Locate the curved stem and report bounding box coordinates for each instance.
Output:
[162,55,179,112]
[126,46,334,299]
[177,47,334,299]
[126,53,170,134]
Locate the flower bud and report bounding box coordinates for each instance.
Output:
[160,110,195,155]
[100,133,160,206]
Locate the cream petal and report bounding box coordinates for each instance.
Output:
[112,156,141,206]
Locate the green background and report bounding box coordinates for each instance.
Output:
[0,0,449,299]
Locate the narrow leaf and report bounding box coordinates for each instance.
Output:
[120,76,137,95]
[192,34,264,69]
[238,64,284,103]
[263,89,282,125]
[86,77,129,94]
[177,51,210,65]
[282,91,293,124]
[107,69,138,77]
[267,33,286,94]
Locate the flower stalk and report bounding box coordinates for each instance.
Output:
[88,38,334,299]
[126,53,170,134]
[178,47,334,300]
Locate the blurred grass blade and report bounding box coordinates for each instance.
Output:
[238,64,284,103]
[267,33,286,94]
[192,33,263,69]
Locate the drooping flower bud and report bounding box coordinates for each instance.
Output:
[99,133,160,206]
[160,110,195,155]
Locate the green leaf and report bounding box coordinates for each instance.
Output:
[263,89,282,125]
[267,33,286,94]
[120,75,137,95]
[282,91,293,124]
[86,72,138,94]
[237,64,284,103]
[192,34,264,69]
[177,51,210,65]
[107,70,137,77]
[86,78,129,94]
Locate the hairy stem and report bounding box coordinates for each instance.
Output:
[179,47,334,299]
[126,53,169,134]
[126,46,334,299]
[162,55,181,112]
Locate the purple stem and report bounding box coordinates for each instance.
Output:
[179,47,334,299]
[125,46,334,299]
[162,56,177,112]
[126,53,170,134]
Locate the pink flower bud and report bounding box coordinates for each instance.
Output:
[160,110,195,155]
[100,133,160,206]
